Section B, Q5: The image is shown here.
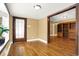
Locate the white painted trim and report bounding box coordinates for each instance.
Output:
[53,34,57,36]
[50,34,53,36]
[38,38,47,44]
[27,39,39,42]
[50,34,57,36]
[6,41,12,56]
[27,38,47,44]
[0,41,12,56]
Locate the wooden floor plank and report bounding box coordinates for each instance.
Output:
[8,37,76,56]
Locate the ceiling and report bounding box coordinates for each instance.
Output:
[6,3,75,19]
[50,8,76,22]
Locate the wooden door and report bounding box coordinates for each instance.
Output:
[13,17,26,43]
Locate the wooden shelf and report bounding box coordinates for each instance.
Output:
[57,21,76,40]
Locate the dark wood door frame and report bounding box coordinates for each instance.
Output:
[47,3,79,55]
[13,16,27,43]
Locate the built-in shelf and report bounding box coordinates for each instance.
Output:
[57,21,76,39]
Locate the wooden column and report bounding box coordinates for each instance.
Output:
[47,17,50,43]
[76,3,79,55]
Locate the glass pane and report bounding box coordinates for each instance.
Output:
[2,16,9,40]
[15,19,24,38]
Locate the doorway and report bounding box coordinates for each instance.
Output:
[48,5,77,55]
[13,17,27,43]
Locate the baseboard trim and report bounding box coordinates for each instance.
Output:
[38,39,47,44]
[27,39,39,42]
[27,38,47,44]
[0,41,12,56]
[50,34,53,36]
[50,34,57,36]
[6,41,12,56]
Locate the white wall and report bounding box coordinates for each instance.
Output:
[50,22,58,36]
[27,18,38,40]
[38,17,48,43]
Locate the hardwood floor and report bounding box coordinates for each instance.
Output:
[8,37,76,56]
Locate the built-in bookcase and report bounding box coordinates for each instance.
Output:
[57,21,76,40]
